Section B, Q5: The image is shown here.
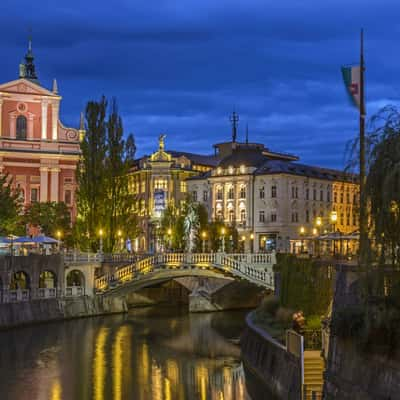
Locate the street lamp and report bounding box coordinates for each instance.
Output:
[221,227,226,253]
[201,231,207,253]
[167,228,172,251]
[330,211,338,256]
[299,226,305,253]
[99,229,104,254]
[241,235,246,253]
[250,233,254,253]
[117,230,123,253]
[56,230,62,252]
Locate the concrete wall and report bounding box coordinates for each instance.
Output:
[240,312,302,399]
[0,295,127,330]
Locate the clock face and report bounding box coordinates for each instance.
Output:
[67,130,78,140]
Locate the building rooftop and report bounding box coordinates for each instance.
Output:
[255,159,358,183]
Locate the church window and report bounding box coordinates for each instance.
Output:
[16,115,27,140]
[64,190,72,205]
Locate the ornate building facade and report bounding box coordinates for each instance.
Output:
[128,135,218,252]
[188,140,359,253]
[0,41,83,224]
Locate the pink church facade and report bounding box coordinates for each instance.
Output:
[0,42,83,225]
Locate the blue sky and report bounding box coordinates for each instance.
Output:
[0,0,399,168]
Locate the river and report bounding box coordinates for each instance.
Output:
[0,307,255,400]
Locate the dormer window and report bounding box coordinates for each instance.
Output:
[16,115,27,140]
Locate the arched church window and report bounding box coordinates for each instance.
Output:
[16,115,27,140]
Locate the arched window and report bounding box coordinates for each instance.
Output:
[229,209,235,222]
[228,186,234,200]
[16,115,27,140]
[240,209,246,222]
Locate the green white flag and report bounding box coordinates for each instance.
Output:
[341,65,361,110]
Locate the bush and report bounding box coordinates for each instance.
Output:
[306,315,322,330]
[259,296,280,316]
[275,307,293,325]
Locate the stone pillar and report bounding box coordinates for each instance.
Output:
[50,168,60,201]
[0,97,3,137]
[27,114,34,140]
[40,167,48,202]
[9,114,16,139]
[51,101,59,141]
[41,100,48,140]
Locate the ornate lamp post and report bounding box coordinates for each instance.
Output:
[56,230,62,252]
[250,233,254,253]
[167,228,172,251]
[201,231,207,253]
[299,226,305,253]
[330,211,338,256]
[99,229,104,254]
[241,235,246,253]
[221,227,226,253]
[117,230,123,253]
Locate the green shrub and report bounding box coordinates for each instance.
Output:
[259,295,280,316]
[275,307,293,325]
[305,315,322,330]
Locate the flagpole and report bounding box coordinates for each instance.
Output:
[359,28,368,265]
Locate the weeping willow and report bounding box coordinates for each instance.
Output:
[346,106,400,267]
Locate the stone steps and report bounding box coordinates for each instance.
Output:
[303,350,324,399]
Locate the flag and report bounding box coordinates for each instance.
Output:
[341,65,361,109]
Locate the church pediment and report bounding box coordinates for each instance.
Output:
[0,78,58,97]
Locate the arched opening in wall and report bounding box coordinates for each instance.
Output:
[9,271,30,290]
[66,270,85,287]
[39,270,57,298]
[16,115,27,140]
[39,270,57,288]
[66,269,85,297]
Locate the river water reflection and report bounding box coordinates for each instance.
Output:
[0,308,254,400]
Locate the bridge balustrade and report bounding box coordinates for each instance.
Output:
[7,289,30,302]
[37,288,57,299]
[64,252,102,264]
[65,286,84,297]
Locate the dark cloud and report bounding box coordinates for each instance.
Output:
[0,0,398,169]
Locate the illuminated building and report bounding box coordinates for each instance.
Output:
[0,39,83,224]
[187,122,359,253]
[127,135,217,252]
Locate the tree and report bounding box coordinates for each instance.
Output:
[0,174,23,235]
[75,96,139,252]
[347,105,400,266]
[24,201,72,239]
[76,97,108,251]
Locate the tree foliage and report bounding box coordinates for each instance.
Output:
[159,196,239,252]
[76,97,139,252]
[346,105,400,266]
[24,201,72,242]
[0,174,23,235]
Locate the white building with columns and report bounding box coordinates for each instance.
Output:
[0,40,82,224]
[187,141,359,253]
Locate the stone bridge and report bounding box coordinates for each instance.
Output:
[94,252,276,311]
[0,252,275,312]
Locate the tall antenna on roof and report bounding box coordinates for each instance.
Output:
[230,110,239,143]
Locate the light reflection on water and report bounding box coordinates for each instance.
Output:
[0,308,252,400]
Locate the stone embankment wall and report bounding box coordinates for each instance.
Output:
[0,295,127,330]
[323,265,400,399]
[241,312,301,399]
